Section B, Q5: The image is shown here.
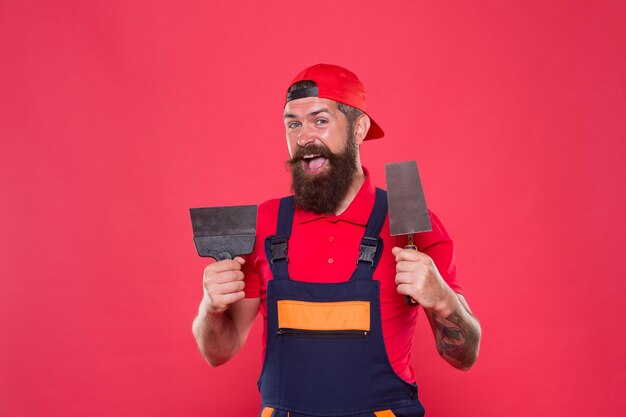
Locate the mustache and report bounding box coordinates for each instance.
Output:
[288,143,335,166]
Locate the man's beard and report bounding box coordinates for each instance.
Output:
[288,135,358,214]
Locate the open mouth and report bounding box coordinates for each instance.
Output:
[302,154,328,173]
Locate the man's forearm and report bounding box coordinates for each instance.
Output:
[426,295,481,371]
[192,301,242,367]
[431,307,481,370]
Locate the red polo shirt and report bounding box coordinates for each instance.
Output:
[242,169,462,383]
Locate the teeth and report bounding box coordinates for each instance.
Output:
[303,154,320,160]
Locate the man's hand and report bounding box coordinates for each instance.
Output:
[193,256,259,367]
[392,246,457,315]
[392,246,481,370]
[201,257,246,315]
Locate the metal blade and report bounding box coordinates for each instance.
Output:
[385,161,432,236]
[189,205,257,259]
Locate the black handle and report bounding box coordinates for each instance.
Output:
[405,238,419,306]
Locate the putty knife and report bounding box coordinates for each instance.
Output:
[189,205,258,260]
[385,161,432,306]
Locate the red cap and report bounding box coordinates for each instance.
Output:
[286,63,384,140]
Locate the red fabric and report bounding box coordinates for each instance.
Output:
[243,169,462,383]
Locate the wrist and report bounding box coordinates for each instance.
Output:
[430,289,460,318]
[198,297,223,317]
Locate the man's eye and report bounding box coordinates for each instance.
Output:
[288,122,301,129]
[315,119,328,126]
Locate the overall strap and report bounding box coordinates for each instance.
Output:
[264,196,295,281]
[351,187,388,281]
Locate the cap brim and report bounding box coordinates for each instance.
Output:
[364,116,384,140]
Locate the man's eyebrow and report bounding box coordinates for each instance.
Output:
[283,108,331,120]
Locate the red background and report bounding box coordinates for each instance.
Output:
[1,1,625,416]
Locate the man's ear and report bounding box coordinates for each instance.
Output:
[353,114,371,145]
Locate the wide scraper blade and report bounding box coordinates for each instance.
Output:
[189,205,257,260]
[385,161,432,236]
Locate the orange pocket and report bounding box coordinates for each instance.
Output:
[277,300,370,331]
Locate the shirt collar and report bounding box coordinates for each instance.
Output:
[295,166,376,226]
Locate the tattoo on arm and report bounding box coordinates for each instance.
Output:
[432,311,480,370]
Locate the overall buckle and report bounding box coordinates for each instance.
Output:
[357,237,379,267]
[269,236,288,265]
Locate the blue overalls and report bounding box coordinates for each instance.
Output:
[258,189,425,417]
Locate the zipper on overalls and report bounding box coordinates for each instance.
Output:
[277,328,369,338]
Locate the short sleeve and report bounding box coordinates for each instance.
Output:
[242,198,281,299]
[417,210,462,294]
[242,257,262,298]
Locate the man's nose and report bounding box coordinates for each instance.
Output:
[296,124,316,147]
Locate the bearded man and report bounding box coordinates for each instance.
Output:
[192,64,481,417]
